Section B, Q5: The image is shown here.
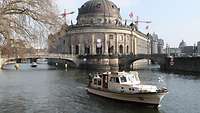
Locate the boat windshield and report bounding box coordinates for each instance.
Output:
[120,76,127,83]
[110,77,120,83]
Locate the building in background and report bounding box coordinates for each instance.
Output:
[197,41,200,55]
[165,47,181,57]
[48,0,151,70]
[150,33,158,54]
[158,39,164,54]
[181,46,195,56]
[165,40,199,57]
[148,33,164,55]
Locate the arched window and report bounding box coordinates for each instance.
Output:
[85,46,90,55]
[127,45,129,54]
[119,45,123,54]
[69,45,72,54]
[96,39,102,55]
[108,46,114,55]
[96,47,102,55]
[90,18,93,24]
[75,45,79,55]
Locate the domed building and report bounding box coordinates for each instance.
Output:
[49,0,150,70]
[179,40,187,49]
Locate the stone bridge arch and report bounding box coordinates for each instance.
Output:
[119,54,167,70]
[0,54,79,69]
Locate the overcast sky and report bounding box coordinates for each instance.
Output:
[56,0,200,47]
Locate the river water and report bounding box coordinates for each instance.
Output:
[0,64,199,113]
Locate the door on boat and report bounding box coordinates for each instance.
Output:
[102,74,108,89]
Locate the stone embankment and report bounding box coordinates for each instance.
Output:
[161,57,200,73]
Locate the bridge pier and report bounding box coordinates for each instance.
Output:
[48,58,79,69]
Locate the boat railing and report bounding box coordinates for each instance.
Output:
[138,85,157,93]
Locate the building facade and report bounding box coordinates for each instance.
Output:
[197,41,200,55]
[158,39,164,54]
[148,33,164,55]
[150,33,158,54]
[49,0,151,70]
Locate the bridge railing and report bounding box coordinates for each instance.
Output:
[1,53,77,60]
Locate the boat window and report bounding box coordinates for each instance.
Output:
[98,80,101,86]
[110,77,120,83]
[116,77,120,83]
[94,79,97,85]
[110,77,114,82]
[120,76,127,83]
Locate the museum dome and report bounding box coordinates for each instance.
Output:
[77,0,121,25]
[179,40,187,48]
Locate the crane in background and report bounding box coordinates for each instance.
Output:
[128,12,152,30]
[61,9,75,24]
[134,16,151,29]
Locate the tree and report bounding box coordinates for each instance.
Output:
[0,0,62,46]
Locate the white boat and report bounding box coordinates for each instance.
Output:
[36,59,47,64]
[87,71,168,107]
[31,62,37,67]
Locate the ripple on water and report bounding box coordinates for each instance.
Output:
[0,64,200,113]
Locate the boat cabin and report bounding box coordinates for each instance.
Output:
[89,71,150,93]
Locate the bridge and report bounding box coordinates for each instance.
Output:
[0,53,79,69]
[0,52,167,70]
[119,54,167,70]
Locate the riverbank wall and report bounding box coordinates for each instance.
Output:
[161,57,200,73]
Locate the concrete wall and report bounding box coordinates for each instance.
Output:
[162,57,200,72]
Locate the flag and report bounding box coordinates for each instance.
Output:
[129,12,133,18]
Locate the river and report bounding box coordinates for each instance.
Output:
[0,64,199,113]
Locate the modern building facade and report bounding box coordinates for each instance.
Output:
[48,0,152,70]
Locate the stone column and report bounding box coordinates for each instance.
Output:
[91,34,95,55]
[80,35,84,55]
[78,44,81,55]
[115,34,118,54]
[134,36,137,55]
[104,34,109,55]
[124,34,126,55]
[71,45,74,55]
[130,35,133,54]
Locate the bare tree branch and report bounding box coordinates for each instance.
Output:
[0,0,62,48]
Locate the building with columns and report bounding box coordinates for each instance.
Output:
[49,0,150,70]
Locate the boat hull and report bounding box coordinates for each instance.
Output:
[87,88,167,106]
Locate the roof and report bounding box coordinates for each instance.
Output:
[78,0,121,18]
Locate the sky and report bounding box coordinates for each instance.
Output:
[56,0,200,47]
